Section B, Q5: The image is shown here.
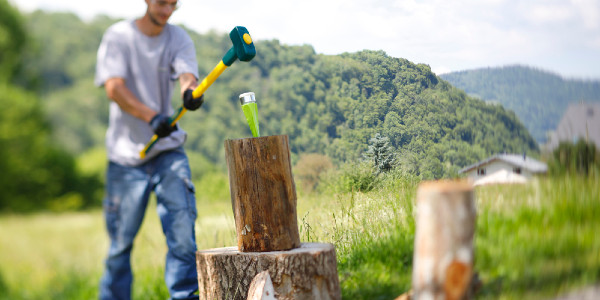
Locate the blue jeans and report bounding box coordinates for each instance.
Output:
[99,148,199,300]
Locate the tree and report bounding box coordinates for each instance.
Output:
[0,84,102,211]
[0,4,101,212]
[0,0,26,83]
[364,133,396,174]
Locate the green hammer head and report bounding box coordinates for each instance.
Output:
[223,26,256,66]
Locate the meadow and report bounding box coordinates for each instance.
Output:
[0,172,598,299]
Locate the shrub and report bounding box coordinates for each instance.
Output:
[294,153,333,193]
[320,162,379,194]
[549,139,598,176]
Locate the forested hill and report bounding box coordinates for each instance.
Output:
[441,66,600,144]
[20,11,537,179]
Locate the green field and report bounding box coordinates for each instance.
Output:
[0,174,598,299]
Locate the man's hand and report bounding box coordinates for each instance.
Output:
[183,89,204,111]
[149,114,176,138]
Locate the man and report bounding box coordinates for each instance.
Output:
[94,0,204,299]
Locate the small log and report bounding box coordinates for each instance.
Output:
[196,243,341,300]
[225,135,301,252]
[247,271,276,300]
[412,180,476,300]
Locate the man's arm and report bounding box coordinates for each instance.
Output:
[179,72,198,95]
[104,77,157,123]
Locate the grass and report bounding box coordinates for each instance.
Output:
[474,175,600,299]
[0,174,598,299]
[298,175,418,299]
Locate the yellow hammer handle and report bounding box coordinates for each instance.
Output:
[171,61,229,125]
[193,61,228,99]
[139,61,229,159]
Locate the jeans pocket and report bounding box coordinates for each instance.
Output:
[183,178,197,219]
[183,177,195,194]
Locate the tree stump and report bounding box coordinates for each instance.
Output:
[196,243,341,300]
[412,180,476,300]
[225,135,301,252]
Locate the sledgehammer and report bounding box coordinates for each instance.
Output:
[140,26,256,158]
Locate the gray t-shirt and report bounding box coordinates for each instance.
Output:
[95,20,199,166]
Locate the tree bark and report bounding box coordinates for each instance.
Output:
[196,243,341,300]
[225,135,300,252]
[412,180,476,300]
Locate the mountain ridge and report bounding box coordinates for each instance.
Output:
[441,65,600,144]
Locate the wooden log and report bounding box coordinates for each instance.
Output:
[412,180,476,300]
[225,135,300,252]
[196,243,341,300]
[247,271,277,300]
[394,290,413,300]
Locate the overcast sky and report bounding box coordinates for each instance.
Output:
[11,0,600,79]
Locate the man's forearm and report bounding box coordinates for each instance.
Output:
[179,73,198,95]
[105,78,156,123]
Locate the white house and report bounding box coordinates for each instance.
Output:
[459,154,548,185]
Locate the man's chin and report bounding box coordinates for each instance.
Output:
[149,15,169,27]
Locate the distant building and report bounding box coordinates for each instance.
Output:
[459,154,548,185]
[545,102,600,151]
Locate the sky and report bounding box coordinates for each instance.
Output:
[11,0,600,79]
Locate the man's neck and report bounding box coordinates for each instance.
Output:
[136,14,164,37]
